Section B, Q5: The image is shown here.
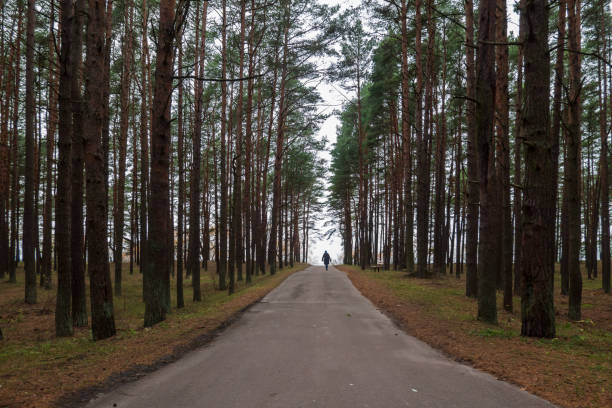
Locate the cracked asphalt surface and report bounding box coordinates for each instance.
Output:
[86,265,556,408]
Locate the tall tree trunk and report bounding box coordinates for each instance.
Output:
[230,0,247,293]
[101,0,112,216]
[23,0,36,305]
[41,2,58,289]
[218,0,228,290]
[114,0,133,297]
[495,0,512,311]
[0,12,7,281]
[475,0,497,323]
[190,0,207,302]
[464,0,478,297]
[145,0,178,326]
[243,0,258,284]
[0,8,7,282]
[551,0,566,293]
[9,3,24,283]
[566,0,582,321]
[55,0,74,337]
[176,33,184,308]
[84,0,116,341]
[599,0,610,294]
[269,2,290,276]
[71,0,88,328]
[454,108,462,279]
[400,0,413,273]
[433,25,447,277]
[513,28,524,295]
[519,0,555,338]
[140,0,150,299]
[414,0,428,277]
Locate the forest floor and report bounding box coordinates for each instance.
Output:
[337,264,611,408]
[0,262,307,408]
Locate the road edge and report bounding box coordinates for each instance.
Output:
[57,265,307,408]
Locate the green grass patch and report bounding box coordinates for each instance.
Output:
[470,327,517,339]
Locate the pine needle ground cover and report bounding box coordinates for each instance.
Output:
[0,263,307,407]
[337,264,611,408]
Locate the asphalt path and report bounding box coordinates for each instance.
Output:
[86,265,556,408]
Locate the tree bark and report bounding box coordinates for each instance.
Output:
[230,0,247,293]
[23,0,37,305]
[475,0,498,323]
[140,0,150,300]
[145,0,177,326]
[519,0,555,338]
[189,0,207,302]
[114,0,133,297]
[9,3,24,283]
[55,0,74,337]
[269,1,290,276]
[41,1,58,290]
[464,0,478,297]
[599,0,610,294]
[400,0,414,273]
[0,3,18,282]
[513,29,524,295]
[218,0,228,289]
[71,0,88,328]
[414,0,429,278]
[176,32,184,308]
[84,0,116,340]
[566,0,582,321]
[495,0,512,311]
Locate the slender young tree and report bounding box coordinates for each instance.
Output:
[552,0,567,295]
[176,31,185,309]
[230,0,247,292]
[9,2,24,284]
[218,0,228,289]
[23,0,36,305]
[113,0,134,297]
[513,25,524,295]
[41,1,58,289]
[140,0,151,299]
[597,0,610,294]
[269,0,292,276]
[189,0,208,302]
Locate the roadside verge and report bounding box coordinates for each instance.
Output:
[336,264,611,408]
[0,264,307,408]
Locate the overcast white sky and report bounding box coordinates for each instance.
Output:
[306,0,361,264]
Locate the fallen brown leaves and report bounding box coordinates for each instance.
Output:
[337,265,612,408]
[0,265,305,408]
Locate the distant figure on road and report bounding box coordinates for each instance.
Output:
[322,251,331,271]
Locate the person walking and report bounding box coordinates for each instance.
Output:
[322,250,331,271]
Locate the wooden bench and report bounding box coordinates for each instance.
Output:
[372,264,384,273]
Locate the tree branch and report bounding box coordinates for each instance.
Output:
[173,74,264,83]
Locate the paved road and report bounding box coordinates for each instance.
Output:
[86,265,555,408]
